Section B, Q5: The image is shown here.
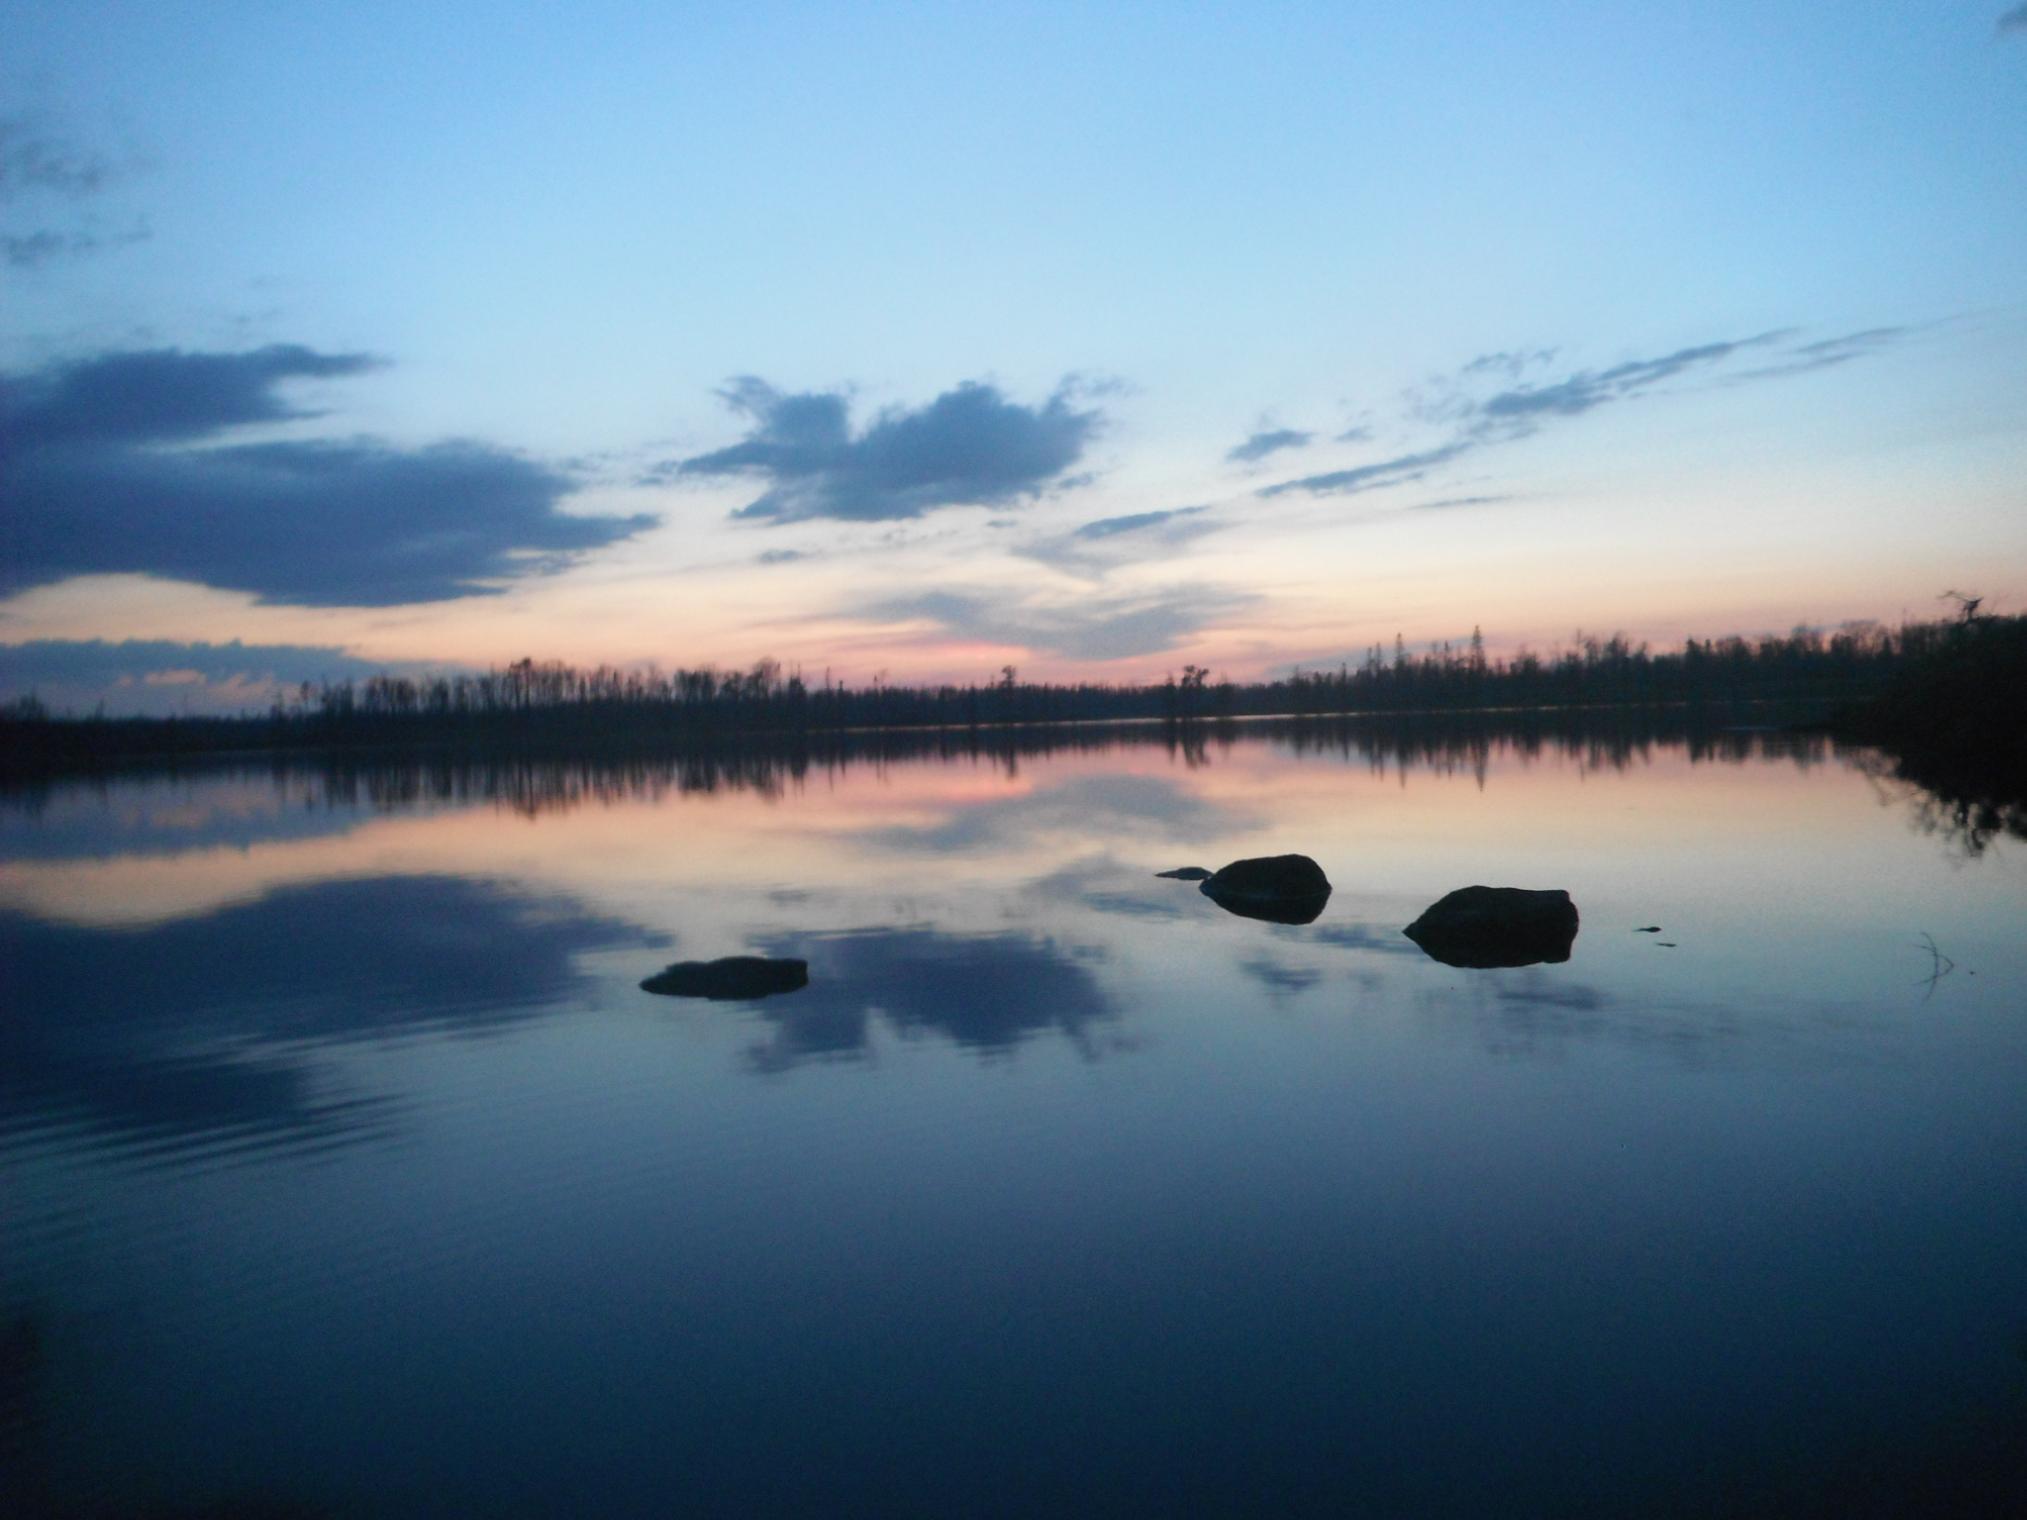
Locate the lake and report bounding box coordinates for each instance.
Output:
[4,717,2025,1517]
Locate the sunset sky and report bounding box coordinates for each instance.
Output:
[5,1,2026,713]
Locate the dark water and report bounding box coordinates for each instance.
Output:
[4,720,2025,1517]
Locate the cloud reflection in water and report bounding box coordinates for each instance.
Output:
[724,926,1116,1073]
[0,875,661,1161]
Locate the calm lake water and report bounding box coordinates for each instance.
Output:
[5,718,2025,1517]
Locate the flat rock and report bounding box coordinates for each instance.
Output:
[1155,866,1213,880]
[1403,886,1579,969]
[640,955,809,1000]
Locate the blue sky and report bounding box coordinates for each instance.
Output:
[5,1,2025,711]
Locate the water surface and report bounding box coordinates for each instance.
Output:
[5,720,2025,1516]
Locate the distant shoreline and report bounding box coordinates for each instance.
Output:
[12,611,2014,784]
[1,695,1847,784]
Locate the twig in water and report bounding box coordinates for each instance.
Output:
[1914,932,1957,1001]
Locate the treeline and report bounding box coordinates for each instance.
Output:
[284,616,1972,729]
[1,614,2003,773]
[1827,610,2027,853]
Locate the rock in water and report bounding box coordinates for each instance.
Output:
[1199,854,1332,925]
[1155,866,1213,880]
[1403,886,1578,968]
[1204,854,1331,900]
[640,956,809,1000]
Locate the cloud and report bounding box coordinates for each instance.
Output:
[4,343,379,445]
[1731,326,1909,381]
[756,548,806,565]
[0,115,149,269]
[0,346,654,606]
[1071,506,1211,542]
[0,117,117,200]
[1257,441,1474,499]
[861,582,1252,661]
[0,638,435,716]
[1016,505,1222,576]
[1226,427,1312,464]
[1409,494,1511,512]
[1476,332,1786,422]
[1255,326,1906,502]
[1,876,661,1154]
[5,222,150,269]
[1460,347,1558,379]
[2000,5,2027,36]
[664,376,1101,523]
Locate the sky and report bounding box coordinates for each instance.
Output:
[4,0,2026,714]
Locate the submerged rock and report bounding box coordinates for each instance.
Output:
[640,955,809,1000]
[1200,854,1333,925]
[1403,886,1579,969]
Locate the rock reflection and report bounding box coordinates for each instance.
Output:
[0,876,660,1161]
[730,927,1115,1072]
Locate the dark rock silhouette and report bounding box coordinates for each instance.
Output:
[1204,854,1330,899]
[640,956,810,1000]
[1188,854,1333,924]
[1154,866,1212,880]
[1403,886,1579,968]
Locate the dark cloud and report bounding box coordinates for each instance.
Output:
[863,581,1252,661]
[665,376,1101,523]
[0,116,148,269]
[0,638,429,717]
[4,222,149,269]
[1257,441,1474,499]
[0,117,116,200]
[2000,5,2027,35]
[1226,427,1312,464]
[3,343,379,446]
[0,347,654,606]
